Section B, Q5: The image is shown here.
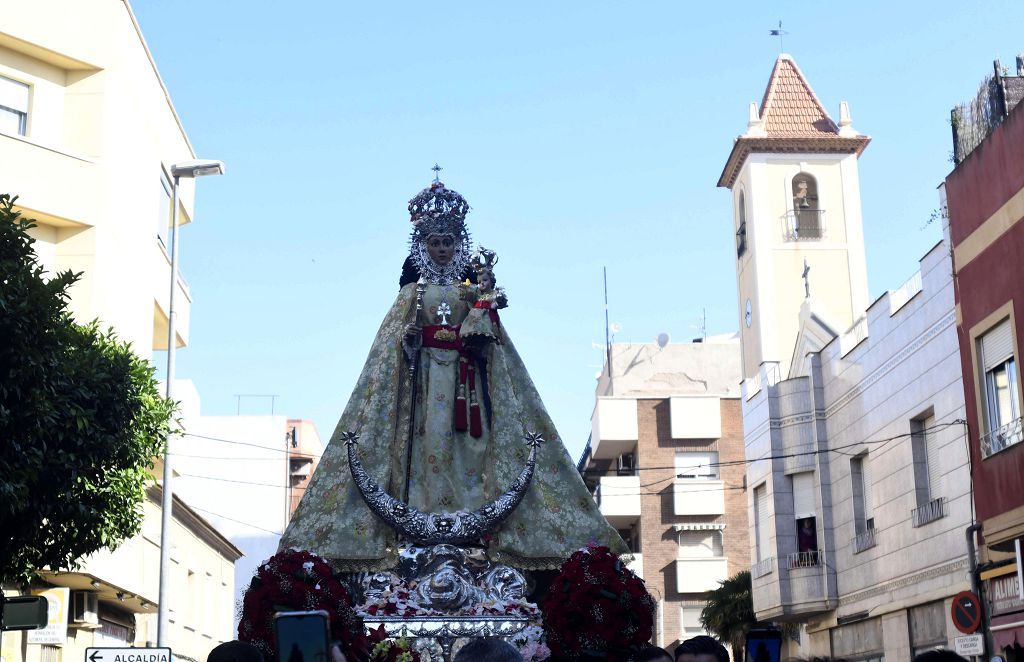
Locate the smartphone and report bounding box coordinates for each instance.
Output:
[274,610,331,662]
[745,627,782,662]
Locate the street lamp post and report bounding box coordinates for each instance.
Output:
[157,159,224,647]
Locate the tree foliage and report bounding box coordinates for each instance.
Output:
[700,570,757,660]
[0,194,175,584]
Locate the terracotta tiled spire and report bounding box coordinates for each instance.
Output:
[758,54,839,138]
[718,54,870,188]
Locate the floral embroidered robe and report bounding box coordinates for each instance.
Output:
[279,282,628,571]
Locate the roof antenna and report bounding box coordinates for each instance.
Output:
[769,20,788,54]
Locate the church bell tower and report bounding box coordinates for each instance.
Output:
[718,54,871,382]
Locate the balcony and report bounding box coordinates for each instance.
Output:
[594,475,641,528]
[0,133,101,226]
[981,417,1023,458]
[590,398,638,460]
[783,209,825,241]
[676,557,728,593]
[911,496,948,527]
[751,550,835,622]
[152,242,193,350]
[852,527,877,554]
[674,479,725,516]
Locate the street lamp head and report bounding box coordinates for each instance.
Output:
[170,159,225,178]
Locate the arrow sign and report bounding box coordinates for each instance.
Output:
[951,591,983,634]
[85,647,172,662]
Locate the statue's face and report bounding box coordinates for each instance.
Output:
[426,234,455,266]
[478,270,494,293]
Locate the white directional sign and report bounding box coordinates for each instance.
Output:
[955,634,984,657]
[86,648,172,662]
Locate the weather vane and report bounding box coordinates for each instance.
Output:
[769,20,788,54]
[432,163,443,183]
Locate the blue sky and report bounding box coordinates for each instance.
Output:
[138,1,1024,460]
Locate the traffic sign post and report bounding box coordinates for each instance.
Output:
[952,591,983,635]
[85,647,172,662]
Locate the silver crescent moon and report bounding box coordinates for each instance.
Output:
[343,430,544,546]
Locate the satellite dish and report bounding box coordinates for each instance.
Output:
[656,332,670,348]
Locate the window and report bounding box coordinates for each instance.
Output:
[675,451,719,479]
[678,529,723,558]
[680,605,707,637]
[754,483,770,563]
[851,455,874,534]
[737,191,747,258]
[0,75,29,136]
[792,472,819,555]
[157,174,172,254]
[979,319,1021,457]
[910,414,941,506]
[790,172,822,239]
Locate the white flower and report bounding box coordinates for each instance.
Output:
[302,561,314,573]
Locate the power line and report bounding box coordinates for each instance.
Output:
[180,431,321,456]
[177,472,308,490]
[188,505,284,536]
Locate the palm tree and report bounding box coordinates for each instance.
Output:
[700,570,756,660]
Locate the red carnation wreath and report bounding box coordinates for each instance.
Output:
[238,549,369,661]
[541,545,655,660]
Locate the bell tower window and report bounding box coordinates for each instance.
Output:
[736,191,747,257]
[788,173,822,240]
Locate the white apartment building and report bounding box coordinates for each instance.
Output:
[719,55,973,660]
[0,3,235,661]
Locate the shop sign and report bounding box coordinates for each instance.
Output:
[26,588,69,646]
[986,572,1024,617]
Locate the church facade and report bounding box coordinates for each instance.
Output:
[719,55,973,659]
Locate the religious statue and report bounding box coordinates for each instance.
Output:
[278,175,627,573]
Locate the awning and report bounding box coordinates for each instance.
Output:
[672,523,727,531]
[991,613,1024,651]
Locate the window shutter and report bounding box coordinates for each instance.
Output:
[0,76,29,113]
[981,319,1014,371]
[675,451,719,478]
[792,471,816,518]
[679,531,716,558]
[924,419,941,499]
[755,484,770,561]
[862,455,875,520]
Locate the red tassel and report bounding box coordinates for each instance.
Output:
[454,359,468,432]
[469,364,482,438]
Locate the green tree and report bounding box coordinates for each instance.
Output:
[0,194,175,584]
[700,570,757,660]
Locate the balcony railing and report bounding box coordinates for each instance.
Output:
[785,550,825,569]
[888,270,923,313]
[852,527,877,554]
[981,417,1024,458]
[751,557,774,579]
[912,496,948,527]
[783,209,825,241]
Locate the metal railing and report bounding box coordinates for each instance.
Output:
[751,556,775,579]
[981,417,1023,458]
[912,496,948,528]
[852,527,877,554]
[888,270,923,313]
[783,209,825,241]
[786,550,825,569]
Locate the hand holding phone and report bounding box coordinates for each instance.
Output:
[274,610,331,662]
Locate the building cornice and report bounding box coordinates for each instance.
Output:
[717,135,871,189]
[146,486,244,561]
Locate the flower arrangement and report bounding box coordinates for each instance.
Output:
[511,623,552,661]
[365,625,421,661]
[541,545,655,660]
[237,549,368,660]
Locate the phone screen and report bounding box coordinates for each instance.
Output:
[744,629,782,662]
[275,610,330,662]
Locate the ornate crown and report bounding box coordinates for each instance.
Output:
[408,181,470,230]
[471,246,498,272]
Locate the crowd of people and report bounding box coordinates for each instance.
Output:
[203,632,975,661]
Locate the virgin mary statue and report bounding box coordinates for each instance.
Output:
[279,178,628,572]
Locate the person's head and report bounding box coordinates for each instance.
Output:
[675,635,729,662]
[425,233,455,265]
[478,268,496,293]
[208,641,264,662]
[913,651,969,662]
[633,645,673,662]
[453,638,522,662]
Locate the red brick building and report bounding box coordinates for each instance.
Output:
[944,57,1024,658]
[578,338,749,652]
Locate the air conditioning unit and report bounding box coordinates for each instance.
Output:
[71,591,100,628]
[290,459,312,477]
[617,453,636,474]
